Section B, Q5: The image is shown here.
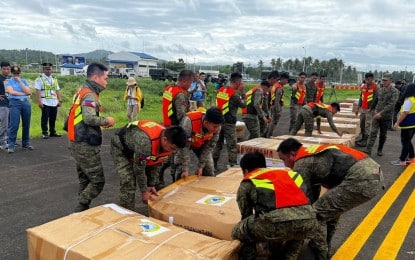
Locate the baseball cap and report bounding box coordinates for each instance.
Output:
[382,73,393,80]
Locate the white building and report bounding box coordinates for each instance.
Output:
[107,51,158,77]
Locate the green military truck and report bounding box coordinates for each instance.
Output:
[149,68,179,81]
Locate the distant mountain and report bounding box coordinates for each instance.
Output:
[70,49,113,62]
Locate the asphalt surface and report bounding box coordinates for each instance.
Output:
[0,109,414,259]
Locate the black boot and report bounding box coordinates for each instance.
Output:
[377,137,386,156]
[74,202,90,212]
[355,135,368,147]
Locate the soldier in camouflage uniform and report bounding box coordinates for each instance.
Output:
[213,72,246,168]
[231,152,317,260]
[305,72,318,103]
[277,138,384,260]
[266,72,289,137]
[290,102,343,136]
[289,72,307,132]
[159,70,194,186]
[111,121,187,210]
[364,73,399,156]
[66,63,115,212]
[242,81,270,139]
[173,107,224,179]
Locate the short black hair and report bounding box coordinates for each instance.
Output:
[87,62,108,78]
[267,70,279,80]
[299,72,307,77]
[331,102,340,112]
[280,72,290,79]
[1,61,10,68]
[178,70,195,81]
[240,152,266,173]
[164,125,187,148]
[365,72,374,79]
[230,72,242,83]
[260,81,271,88]
[277,138,303,155]
[311,72,318,77]
[404,84,415,98]
[204,107,224,124]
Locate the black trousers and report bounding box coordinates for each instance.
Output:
[41,105,58,135]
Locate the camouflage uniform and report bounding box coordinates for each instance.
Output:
[266,86,283,137]
[289,82,305,133]
[213,91,246,166]
[173,115,220,178]
[231,175,317,260]
[293,151,384,259]
[305,81,317,103]
[365,86,399,155]
[110,126,163,211]
[68,80,111,211]
[356,82,378,145]
[290,104,338,136]
[242,87,267,139]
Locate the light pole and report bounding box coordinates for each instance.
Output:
[302,47,306,72]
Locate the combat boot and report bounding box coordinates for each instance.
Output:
[355,135,368,147]
[74,202,90,212]
[377,137,386,156]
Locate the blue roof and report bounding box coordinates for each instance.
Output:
[129,52,158,60]
[60,64,84,69]
[109,60,138,65]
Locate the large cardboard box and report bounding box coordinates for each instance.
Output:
[334,111,358,118]
[272,135,355,147]
[320,116,360,125]
[318,122,359,135]
[27,204,239,260]
[149,174,242,241]
[236,138,283,159]
[296,129,357,145]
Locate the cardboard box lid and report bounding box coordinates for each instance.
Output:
[27,204,239,260]
[272,135,354,147]
[236,138,283,159]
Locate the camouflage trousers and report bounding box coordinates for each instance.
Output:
[110,137,161,211]
[357,109,373,140]
[289,103,302,133]
[366,117,391,152]
[69,142,105,206]
[266,105,281,138]
[311,162,383,256]
[213,123,237,165]
[242,116,260,140]
[290,106,314,136]
[232,214,317,260]
[172,148,215,178]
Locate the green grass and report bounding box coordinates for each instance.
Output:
[15,75,360,138]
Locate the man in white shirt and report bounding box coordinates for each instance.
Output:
[35,63,62,139]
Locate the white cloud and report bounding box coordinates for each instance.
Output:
[0,0,414,71]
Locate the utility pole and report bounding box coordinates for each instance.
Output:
[302,47,306,72]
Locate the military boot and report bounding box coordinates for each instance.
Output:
[377,137,386,156]
[355,135,368,147]
[74,202,90,212]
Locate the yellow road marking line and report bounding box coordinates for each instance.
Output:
[373,189,415,259]
[332,163,415,259]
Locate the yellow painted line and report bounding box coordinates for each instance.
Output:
[373,189,415,260]
[332,163,415,259]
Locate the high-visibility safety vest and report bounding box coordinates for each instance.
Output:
[242,86,260,115]
[162,85,184,126]
[294,144,368,188]
[129,120,171,166]
[216,86,236,115]
[360,83,378,109]
[270,82,284,106]
[243,168,309,211]
[67,88,102,145]
[39,76,59,99]
[315,81,325,102]
[187,111,214,148]
[294,82,306,105]
[306,102,336,115]
[399,97,415,129]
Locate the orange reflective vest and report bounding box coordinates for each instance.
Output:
[242,86,260,114]
[315,81,325,102]
[216,86,236,115]
[243,168,309,210]
[360,83,378,109]
[270,82,284,106]
[162,85,185,126]
[132,120,171,166]
[295,82,306,105]
[67,87,102,145]
[295,144,367,161]
[187,111,214,148]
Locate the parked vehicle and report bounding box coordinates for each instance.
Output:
[149,68,179,81]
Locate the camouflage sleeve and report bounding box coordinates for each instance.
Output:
[130,130,152,192]
[197,129,220,169]
[379,88,399,115]
[175,116,192,172]
[253,89,266,119]
[236,181,257,219]
[325,111,338,133]
[275,88,283,113]
[81,92,109,126]
[173,92,188,123]
[230,93,247,108]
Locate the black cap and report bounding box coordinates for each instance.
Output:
[11,66,21,74]
[42,62,53,68]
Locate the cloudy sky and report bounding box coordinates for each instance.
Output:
[1,0,414,71]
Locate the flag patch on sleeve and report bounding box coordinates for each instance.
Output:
[84,100,96,107]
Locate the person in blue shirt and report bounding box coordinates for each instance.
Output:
[188,72,207,108]
[5,66,33,153]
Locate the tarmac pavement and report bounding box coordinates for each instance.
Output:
[0,109,413,259]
